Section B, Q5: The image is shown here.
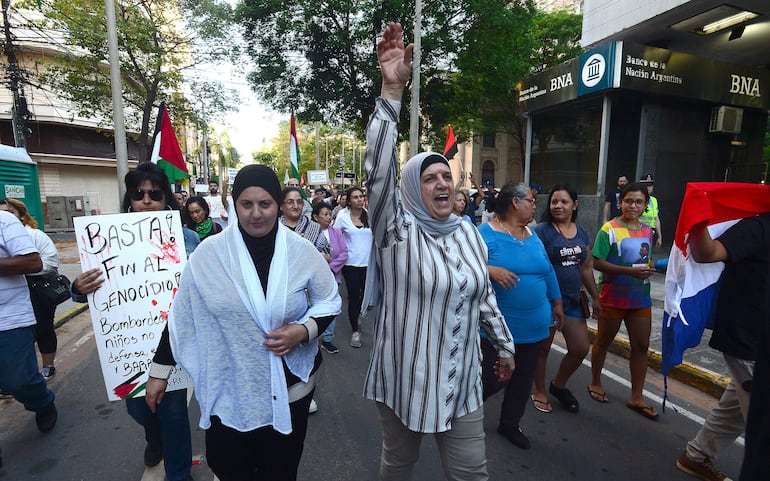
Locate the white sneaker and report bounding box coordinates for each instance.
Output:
[309,399,318,414]
[350,332,362,348]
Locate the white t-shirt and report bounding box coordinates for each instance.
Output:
[334,208,373,267]
[25,226,59,276]
[206,194,229,227]
[0,211,38,331]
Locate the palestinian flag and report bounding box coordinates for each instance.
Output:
[150,103,189,184]
[443,125,458,159]
[289,114,307,199]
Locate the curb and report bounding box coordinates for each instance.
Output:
[586,327,729,399]
[53,303,89,328]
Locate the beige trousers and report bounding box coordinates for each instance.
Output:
[377,402,488,481]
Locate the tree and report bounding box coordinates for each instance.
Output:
[252,150,278,171]
[236,0,582,161]
[422,5,584,154]
[529,9,584,74]
[235,0,464,132]
[208,126,241,182]
[17,0,238,160]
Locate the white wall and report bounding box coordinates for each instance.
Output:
[582,0,688,46]
[53,165,122,214]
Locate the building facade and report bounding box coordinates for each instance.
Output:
[519,0,770,241]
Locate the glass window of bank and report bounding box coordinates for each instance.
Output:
[530,99,603,194]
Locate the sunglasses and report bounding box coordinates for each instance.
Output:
[130,189,164,201]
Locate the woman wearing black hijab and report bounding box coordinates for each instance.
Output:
[166,165,341,481]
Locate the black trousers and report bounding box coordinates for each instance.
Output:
[341,266,367,331]
[205,390,314,481]
[481,337,543,428]
[29,286,57,354]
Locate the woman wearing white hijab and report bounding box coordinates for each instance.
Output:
[167,164,341,481]
[363,22,516,481]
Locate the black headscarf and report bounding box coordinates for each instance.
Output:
[232,164,281,204]
[232,164,281,293]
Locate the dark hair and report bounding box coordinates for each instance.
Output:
[312,201,331,219]
[281,187,304,203]
[540,184,579,223]
[494,182,529,217]
[345,186,369,228]
[121,162,179,213]
[184,196,211,229]
[641,242,650,250]
[619,182,649,203]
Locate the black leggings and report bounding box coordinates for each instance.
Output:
[341,266,367,332]
[29,287,57,354]
[205,390,314,481]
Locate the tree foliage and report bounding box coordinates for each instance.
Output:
[16,0,238,160]
[236,0,583,157]
[208,126,241,182]
[236,0,464,132]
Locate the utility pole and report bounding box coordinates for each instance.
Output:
[2,0,31,148]
[105,0,129,201]
[314,121,320,170]
[409,0,422,157]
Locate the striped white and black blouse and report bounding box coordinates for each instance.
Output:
[362,98,516,434]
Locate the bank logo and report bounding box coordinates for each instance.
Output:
[582,54,606,88]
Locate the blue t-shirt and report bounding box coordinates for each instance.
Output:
[534,223,590,305]
[478,223,560,344]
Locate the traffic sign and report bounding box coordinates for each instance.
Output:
[307,170,329,184]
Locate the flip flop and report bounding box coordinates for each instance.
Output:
[587,386,609,403]
[531,395,552,413]
[626,402,659,420]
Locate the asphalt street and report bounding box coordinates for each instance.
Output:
[0,305,744,481]
[0,237,745,480]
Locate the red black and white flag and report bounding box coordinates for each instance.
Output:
[150,102,189,184]
[443,125,458,159]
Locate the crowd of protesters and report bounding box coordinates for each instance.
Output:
[3,20,769,481]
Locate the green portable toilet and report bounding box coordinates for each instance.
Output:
[0,144,44,230]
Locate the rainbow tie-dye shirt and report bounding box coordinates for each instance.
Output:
[592,219,653,309]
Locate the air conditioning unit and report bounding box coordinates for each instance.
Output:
[709,106,743,134]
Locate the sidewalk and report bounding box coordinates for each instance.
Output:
[51,235,730,398]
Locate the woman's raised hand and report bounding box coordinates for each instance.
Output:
[378,22,413,100]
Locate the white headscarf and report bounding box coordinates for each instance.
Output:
[361,152,462,315]
[400,152,462,236]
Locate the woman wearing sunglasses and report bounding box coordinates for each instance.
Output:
[589,182,658,420]
[185,196,223,241]
[71,162,195,481]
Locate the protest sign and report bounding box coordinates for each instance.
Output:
[74,211,191,401]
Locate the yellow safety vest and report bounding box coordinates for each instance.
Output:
[640,196,659,228]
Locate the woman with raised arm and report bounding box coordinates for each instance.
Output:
[362,22,515,481]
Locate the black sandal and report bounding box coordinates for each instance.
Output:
[549,382,579,413]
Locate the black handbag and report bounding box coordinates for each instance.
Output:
[29,274,72,306]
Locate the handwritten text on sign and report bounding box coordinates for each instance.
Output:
[74,212,191,401]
